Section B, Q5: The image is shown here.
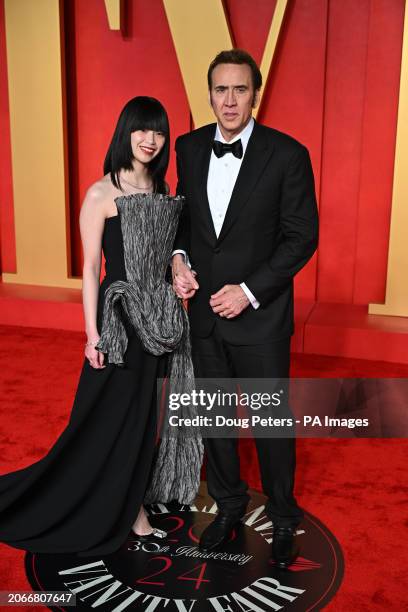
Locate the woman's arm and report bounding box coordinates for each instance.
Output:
[79,185,107,369]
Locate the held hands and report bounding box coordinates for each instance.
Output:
[172,254,199,299]
[171,253,249,318]
[85,337,105,369]
[210,285,250,319]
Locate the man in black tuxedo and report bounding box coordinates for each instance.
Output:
[172,49,318,568]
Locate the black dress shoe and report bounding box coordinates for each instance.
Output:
[271,526,299,569]
[199,513,243,552]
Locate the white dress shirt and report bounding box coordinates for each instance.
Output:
[207,118,259,308]
[173,116,260,309]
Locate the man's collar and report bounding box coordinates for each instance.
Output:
[214,117,255,151]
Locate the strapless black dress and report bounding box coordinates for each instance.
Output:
[0,214,165,556]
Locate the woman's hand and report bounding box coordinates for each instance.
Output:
[85,338,105,369]
[172,254,199,299]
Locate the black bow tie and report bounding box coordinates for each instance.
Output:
[212,139,243,159]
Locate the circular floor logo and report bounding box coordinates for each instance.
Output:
[25,484,344,611]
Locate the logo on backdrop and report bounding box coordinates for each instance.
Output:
[25,485,344,611]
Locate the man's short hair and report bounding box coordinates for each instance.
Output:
[207,49,262,91]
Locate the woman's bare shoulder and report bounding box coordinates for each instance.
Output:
[85,175,115,203]
[81,175,119,217]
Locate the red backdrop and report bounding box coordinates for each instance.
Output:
[0,0,405,303]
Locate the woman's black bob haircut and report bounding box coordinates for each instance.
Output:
[104,96,170,194]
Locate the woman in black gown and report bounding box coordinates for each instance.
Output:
[0,96,190,556]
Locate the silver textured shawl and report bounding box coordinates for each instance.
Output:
[96,193,203,505]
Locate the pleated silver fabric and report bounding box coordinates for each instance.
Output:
[96,193,203,505]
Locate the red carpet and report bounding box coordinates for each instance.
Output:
[0,325,407,610]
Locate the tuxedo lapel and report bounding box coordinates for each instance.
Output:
[217,122,274,245]
[193,123,217,244]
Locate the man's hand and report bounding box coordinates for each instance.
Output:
[210,285,250,319]
[172,254,199,299]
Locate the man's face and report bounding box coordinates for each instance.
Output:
[209,63,259,141]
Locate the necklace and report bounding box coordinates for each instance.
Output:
[120,175,153,190]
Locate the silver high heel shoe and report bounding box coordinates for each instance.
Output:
[132,527,167,541]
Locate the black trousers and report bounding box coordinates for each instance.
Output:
[191,322,304,528]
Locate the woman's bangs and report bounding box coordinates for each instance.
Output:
[130,104,169,136]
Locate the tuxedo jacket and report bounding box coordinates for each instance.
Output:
[174,120,319,345]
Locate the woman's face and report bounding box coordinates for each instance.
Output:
[130,129,166,165]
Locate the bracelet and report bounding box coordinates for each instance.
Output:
[85,340,99,347]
